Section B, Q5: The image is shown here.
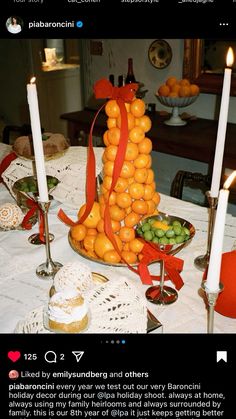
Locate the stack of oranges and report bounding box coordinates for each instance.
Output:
[70,98,160,265]
[157,77,199,98]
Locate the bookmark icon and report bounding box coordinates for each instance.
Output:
[72,351,84,363]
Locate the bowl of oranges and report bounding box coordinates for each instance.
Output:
[156,77,200,126]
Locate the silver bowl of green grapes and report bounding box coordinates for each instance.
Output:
[136,212,195,255]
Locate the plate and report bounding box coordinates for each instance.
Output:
[68,232,137,267]
[14,147,69,161]
[148,40,172,69]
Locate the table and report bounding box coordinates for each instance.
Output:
[0,182,235,334]
[61,109,236,170]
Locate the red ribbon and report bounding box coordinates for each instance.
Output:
[0,152,17,182]
[22,198,45,242]
[58,79,184,290]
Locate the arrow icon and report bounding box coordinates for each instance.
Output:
[216,351,227,363]
[72,351,84,363]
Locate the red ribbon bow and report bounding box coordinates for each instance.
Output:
[0,152,17,182]
[22,198,45,242]
[58,79,184,290]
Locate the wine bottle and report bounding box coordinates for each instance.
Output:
[125,58,136,84]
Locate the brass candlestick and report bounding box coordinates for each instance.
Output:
[36,201,62,279]
[201,281,223,333]
[194,191,218,271]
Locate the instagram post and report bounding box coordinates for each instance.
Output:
[0,0,236,418]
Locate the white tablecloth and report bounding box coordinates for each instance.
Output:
[0,181,235,334]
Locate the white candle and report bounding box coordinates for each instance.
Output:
[27,77,49,202]
[210,47,234,198]
[206,170,236,292]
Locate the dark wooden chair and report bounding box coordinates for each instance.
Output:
[170,170,211,205]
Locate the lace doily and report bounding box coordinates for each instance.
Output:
[15,277,147,334]
[2,147,104,209]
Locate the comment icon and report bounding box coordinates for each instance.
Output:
[44,351,57,363]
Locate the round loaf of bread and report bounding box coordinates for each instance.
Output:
[13,132,69,159]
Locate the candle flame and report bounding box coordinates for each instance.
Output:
[223,170,236,189]
[30,76,36,84]
[226,47,234,67]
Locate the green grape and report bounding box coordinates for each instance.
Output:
[152,237,159,245]
[173,226,182,236]
[159,236,169,245]
[155,228,165,238]
[142,223,151,232]
[144,230,153,241]
[175,235,185,244]
[165,229,175,238]
[169,238,176,245]
[172,220,182,227]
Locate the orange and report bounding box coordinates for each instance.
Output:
[179,85,191,97]
[94,232,122,259]
[78,202,101,228]
[134,167,148,183]
[190,84,200,96]
[179,78,190,87]
[152,192,161,205]
[119,226,135,243]
[125,206,132,215]
[103,175,112,191]
[103,250,121,264]
[107,127,121,145]
[109,204,126,222]
[143,184,155,200]
[121,250,137,264]
[102,151,108,164]
[120,161,135,179]
[123,242,130,251]
[104,190,117,206]
[134,154,150,169]
[129,238,144,254]
[103,160,114,177]
[132,199,148,215]
[117,112,135,131]
[103,130,110,147]
[125,103,131,112]
[169,92,178,98]
[158,84,170,97]
[170,83,181,95]
[116,192,132,209]
[138,137,152,154]
[125,142,139,161]
[129,126,145,144]
[146,199,156,214]
[107,117,117,129]
[130,99,146,118]
[145,169,155,184]
[114,177,128,193]
[70,224,87,241]
[105,99,120,118]
[83,235,96,252]
[153,220,169,231]
[124,211,141,228]
[166,77,178,88]
[135,115,152,133]
[129,182,145,199]
[87,228,98,236]
[146,154,152,169]
[105,145,118,162]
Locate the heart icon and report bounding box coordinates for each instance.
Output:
[8,351,21,362]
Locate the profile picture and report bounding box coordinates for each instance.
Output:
[6,16,23,34]
[9,370,19,380]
